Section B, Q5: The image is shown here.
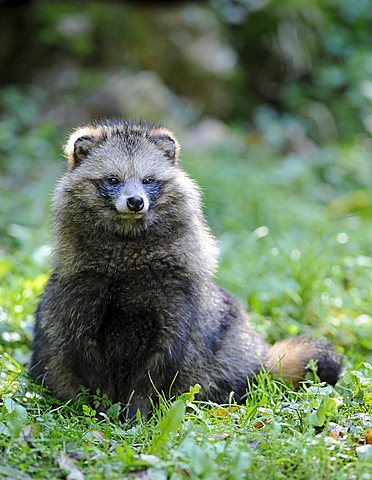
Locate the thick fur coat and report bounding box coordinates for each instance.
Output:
[30,120,342,416]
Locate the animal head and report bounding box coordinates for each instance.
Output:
[54,120,200,237]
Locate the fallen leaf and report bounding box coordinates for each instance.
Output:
[207,433,230,441]
[59,451,85,480]
[213,406,238,418]
[352,436,365,445]
[253,419,269,429]
[91,430,106,442]
[138,454,160,465]
[328,422,345,441]
[365,428,372,445]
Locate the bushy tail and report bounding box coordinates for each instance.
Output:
[267,336,343,386]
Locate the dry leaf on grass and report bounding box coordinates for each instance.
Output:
[329,431,340,441]
[213,406,239,418]
[138,454,160,465]
[328,423,345,441]
[91,430,106,442]
[253,419,270,429]
[207,433,230,441]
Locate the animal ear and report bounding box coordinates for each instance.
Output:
[64,127,104,169]
[147,128,180,164]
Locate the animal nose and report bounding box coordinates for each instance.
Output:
[127,196,144,212]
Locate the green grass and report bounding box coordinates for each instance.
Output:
[0,90,371,478]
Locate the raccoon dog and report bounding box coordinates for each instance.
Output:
[30,120,342,416]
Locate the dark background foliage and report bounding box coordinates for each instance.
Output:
[1,0,372,140]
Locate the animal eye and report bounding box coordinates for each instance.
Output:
[107,176,120,186]
[142,177,155,185]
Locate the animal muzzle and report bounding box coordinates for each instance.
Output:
[115,194,149,215]
[126,196,144,212]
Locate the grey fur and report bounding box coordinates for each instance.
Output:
[30,120,343,416]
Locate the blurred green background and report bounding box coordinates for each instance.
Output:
[2,0,372,137]
[0,0,371,366]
